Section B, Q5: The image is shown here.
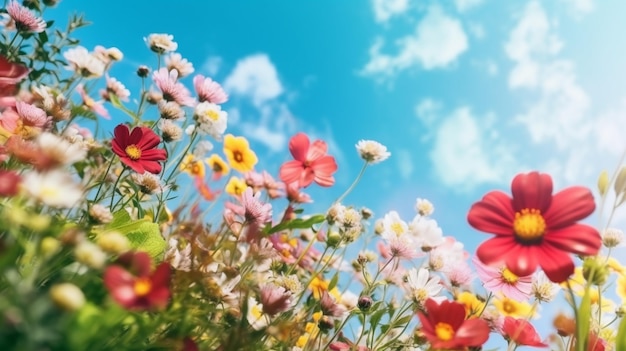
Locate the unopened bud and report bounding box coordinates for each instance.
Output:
[358,295,373,311]
[50,283,85,311]
[96,231,130,255]
[582,257,609,286]
[137,65,150,78]
[597,170,609,196]
[40,237,61,258]
[326,231,342,248]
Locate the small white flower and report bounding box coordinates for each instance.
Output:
[165,52,194,77]
[63,46,105,78]
[50,283,85,311]
[22,170,83,208]
[531,271,560,302]
[380,211,409,239]
[145,33,178,53]
[355,140,390,164]
[404,268,443,306]
[415,198,434,216]
[158,119,183,142]
[37,132,87,166]
[74,241,107,269]
[246,297,270,330]
[89,204,113,224]
[106,47,123,61]
[326,203,346,225]
[192,140,214,158]
[185,125,196,136]
[194,101,228,139]
[602,228,624,248]
[409,216,444,250]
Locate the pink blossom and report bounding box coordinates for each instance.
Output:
[279,132,338,188]
[7,1,46,33]
[76,84,110,119]
[473,256,533,301]
[285,182,312,203]
[153,68,195,106]
[259,284,292,315]
[193,74,228,104]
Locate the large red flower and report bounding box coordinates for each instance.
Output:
[468,171,601,283]
[417,298,490,350]
[112,124,167,174]
[0,55,29,108]
[502,317,547,348]
[279,132,337,188]
[104,251,171,310]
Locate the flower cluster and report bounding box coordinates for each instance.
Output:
[0,3,624,351]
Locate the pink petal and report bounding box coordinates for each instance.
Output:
[279,160,304,185]
[288,133,310,162]
[544,186,596,229]
[544,224,601,256]
[307,139,328,161]
[467,191,515,235]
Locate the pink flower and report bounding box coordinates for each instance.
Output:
[153,68,195,107]
[279,132,338,188]
[285,182,312,203]
[239,187,273,225]
[473,256,533,301]
[7,1,46,33]
[103,252,171,310]
[77,84,110,119]
[0,55,29,108]
[193,74,228,104]
[0,170,21,197]
[259,284,292,315]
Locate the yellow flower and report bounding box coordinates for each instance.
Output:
[456,291,485,318]
[309,276,329,300]
[616,274,626,302]
[223,134,257,173]
[180,154,205,178]
[206,153,230,178]
[493,296,536,318]
[225,176,246,196]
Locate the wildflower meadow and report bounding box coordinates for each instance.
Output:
[1,1,626,351]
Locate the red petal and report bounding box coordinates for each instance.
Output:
[538,245,575,283]
[476,237,519,267]
[511,172,553,212]
[111,140,126,157]
[503,317,547,347]
[128,126,144,145]
[141,148,167,161]
[288,133,310,162]
[136,127,161,150]
[505,244,540,277]
[307,139,328,161]
[141,161,162,174]
[454,318,490,347]
[113,124,130,146]
[467,191,515,235]
[544,186,596,229]
[120,158,145,173]
[544,224,601,256]
[150,262,171,288]
[131,252,153,277]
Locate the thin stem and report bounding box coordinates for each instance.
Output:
[334,161,368,204]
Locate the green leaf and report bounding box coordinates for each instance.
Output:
[576,286,592,351]
[328,272,339,291]
[100,210,166,259]
[265,214,326,234]
[108,93,138,121]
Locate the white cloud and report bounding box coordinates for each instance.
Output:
[201,56,222,76]
[362,6,468,77]
[224,54,283,106]
[415,98,442,127]
[372,0,409,23]
[560,0,594,18]
[239,102,296,153]
[430,108,516,190]
[455,0,484,12]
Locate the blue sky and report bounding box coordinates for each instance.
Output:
[46,0,626,347]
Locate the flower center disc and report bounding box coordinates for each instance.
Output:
[134,278,152,296]
[513,208,546,243]
[125,145,142,160]
[501,267,519,284]
[233,151,244,163]
[434,322,455,341]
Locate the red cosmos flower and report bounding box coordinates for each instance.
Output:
[502,317,547,348]
[0,55,29,108]
[417,298,490,350]
[103,251,171,310]
[279,132,337,188]
[112,124,167,174]
[468,171,601,283]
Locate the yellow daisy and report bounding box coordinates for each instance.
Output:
[180,154,205,178]
[493,296,536,318]
[223,134,257,173]
[224,176,246,196]
[206,153,230,179]
[456,291,485,318]
[616,274,626,302]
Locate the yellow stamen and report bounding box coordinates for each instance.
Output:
[133,278,152,296]
[435,322,455,341]
[501,267,519,284]
[125,145,142,160]
[513,208,546,242]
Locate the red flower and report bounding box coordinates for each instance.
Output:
[417,298,490,350]
[0,55,29,108]
[104,251,171,310]
[468,172,601,283]
[112,124,167,174]
[502,317,547,348]
[279,132,337,188]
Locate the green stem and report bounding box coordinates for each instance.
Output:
[334,161,368,204]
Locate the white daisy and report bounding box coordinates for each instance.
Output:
[22,170,83,208]
[355,140,390,164]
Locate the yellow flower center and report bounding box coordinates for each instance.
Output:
[502,300,517,314]
[435,322,455,341]
[134,278,152,296]
[413,289,428,304]
[212,161,223,172]
[233,150,244,163]
[501,267,519,284]
[513,208,546,242]
[125,145,142,160]
[205,110,220,121]
[391,222,404,236]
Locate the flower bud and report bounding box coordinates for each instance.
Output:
[582,257,609,286]
[326,231,342,248]
[553,313,575,337]
[137,65,150,78]
[602,228,624,248]
[74,241,107,269]
[50,283,85,311]
[97,231,130,255]
[358,295,373,311]
[40,237,61,258]
[597,170,609,196]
